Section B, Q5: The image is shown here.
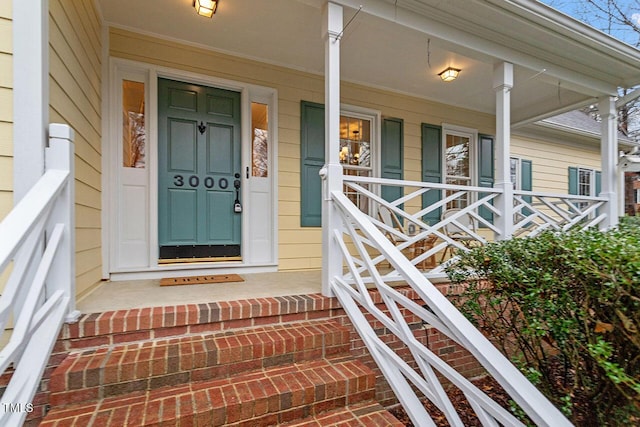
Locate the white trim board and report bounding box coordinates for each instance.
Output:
[105,57,279,279]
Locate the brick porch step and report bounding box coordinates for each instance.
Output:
[281,401,405,426]
[49,320,351,406]
[40,358,378,427]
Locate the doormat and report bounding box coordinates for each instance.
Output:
[159,274,244,287]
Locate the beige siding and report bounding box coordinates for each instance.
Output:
[512,134,601,194]
[0,0,11,221]
[110,28,604,272]
[49,0,102,297]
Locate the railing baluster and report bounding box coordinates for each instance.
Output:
[0,123,76,426]
[331,190,570,426]
[333,175,607,425]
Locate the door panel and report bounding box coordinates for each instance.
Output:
[168,188,198,241]
[207,124,234,174]
[168,119,197,172]
[158,78,241,259]
[207,191,235,241]
[168,88,198,111]
[207,94,235,117]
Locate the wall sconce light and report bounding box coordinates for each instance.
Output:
[194,0,218,18]
[438,67,461,82]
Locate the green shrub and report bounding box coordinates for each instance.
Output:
[446,218,640,425]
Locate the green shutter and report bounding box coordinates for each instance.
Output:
[595,171,602,196]
[521,159,533,192]
[520,159,533,219]
[381,117,404,204]
[300,101,325,227]
[421,124,442,225]
[478,134,495,225]
[568,167,578,195]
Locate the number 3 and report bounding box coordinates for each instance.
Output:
[173,175,184,187]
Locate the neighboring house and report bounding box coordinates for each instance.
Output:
[4,1,640,425]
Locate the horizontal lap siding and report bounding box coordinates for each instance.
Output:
[0,0,11,221]
[511,135,601,194]
[109,28,496,271]
[50,0,102,297]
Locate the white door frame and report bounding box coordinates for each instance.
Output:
[104,57,278,280]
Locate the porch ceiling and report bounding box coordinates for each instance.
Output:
[97,0,640,124]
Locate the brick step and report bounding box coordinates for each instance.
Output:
[49,319,351,406]
[281,401,405,426]
[41,358,376,427]
[60,295,347,350]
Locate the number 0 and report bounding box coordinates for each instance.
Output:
[189,175,199,187]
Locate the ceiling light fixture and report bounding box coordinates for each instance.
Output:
[194,0,218,18]
[438,67,461,82]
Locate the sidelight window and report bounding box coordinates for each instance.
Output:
[122,80,146,168]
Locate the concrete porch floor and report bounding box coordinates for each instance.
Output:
[77,271,323,314]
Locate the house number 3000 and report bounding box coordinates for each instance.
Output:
[173,175,229,189]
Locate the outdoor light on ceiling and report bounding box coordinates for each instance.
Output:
[194,0,218,18]
[438,67,461,82]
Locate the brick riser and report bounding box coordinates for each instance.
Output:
[41,358,381,426]
[49,321,350,406]
[25,286,482,425]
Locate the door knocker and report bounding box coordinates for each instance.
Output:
[197,121,206,135]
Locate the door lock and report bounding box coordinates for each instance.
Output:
[233,179,242,213]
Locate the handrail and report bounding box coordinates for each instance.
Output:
[330,190,572,426]
[0,170,68,271]
[0,124,76,427]
[343,175,504,194]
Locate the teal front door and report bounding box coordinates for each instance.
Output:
[158,78,242,259]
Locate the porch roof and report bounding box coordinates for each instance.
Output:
[98,0,640,123]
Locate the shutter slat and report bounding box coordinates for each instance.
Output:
[478,134,495,225]
[300,101,325,227]
[381,118,404,204]
[568,167,578,195]
[421,124,442,225]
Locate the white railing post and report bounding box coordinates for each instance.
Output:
[599,96,619,229]
[493,62,514,240]
[46,123,80,322]
[321,1,344,297]
[12,0,49,202]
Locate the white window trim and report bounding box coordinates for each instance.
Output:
[340,104,381,214]
[442,123,478,187]
[340,104,381,178]
[577,166,597,197]
[510,156,523,191]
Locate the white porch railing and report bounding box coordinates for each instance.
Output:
[343,175,608,278]
[0,124,77,426]
[513,189,608,236]
[329,175,606,426]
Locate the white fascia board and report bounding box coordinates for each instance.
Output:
[504,0,640,64]
[332,0,619,96]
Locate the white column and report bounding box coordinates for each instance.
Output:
[13,0,49,202]
[46,124,80,322]
[493,63,514,240]
[321,2,344,297]
[599,96,619,228]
